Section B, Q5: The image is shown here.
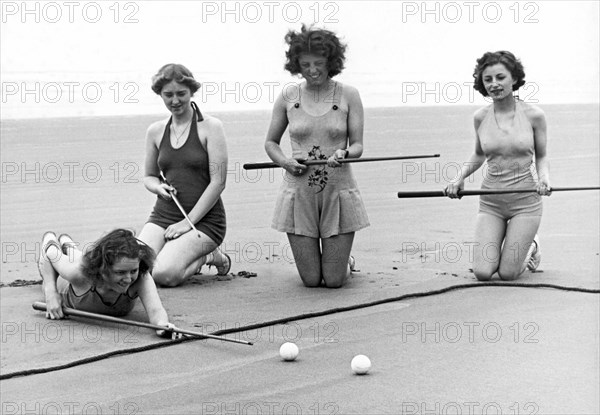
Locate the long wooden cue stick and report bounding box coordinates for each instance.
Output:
[32,302,253,346]
[244,154,440,170]
[397,186,600,198]
[159,171,202,238]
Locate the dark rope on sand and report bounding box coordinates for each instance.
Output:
[1,282,598,380]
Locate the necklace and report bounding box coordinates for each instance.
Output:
[171,119,192,146]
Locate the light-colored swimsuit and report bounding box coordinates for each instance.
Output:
[272,82,370,238]
[478,100,542,219]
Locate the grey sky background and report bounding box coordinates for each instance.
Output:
[1,1,598,118]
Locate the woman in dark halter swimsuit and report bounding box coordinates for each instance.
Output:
[138,64,230,287]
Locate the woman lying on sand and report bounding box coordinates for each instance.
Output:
[37,229,176,338]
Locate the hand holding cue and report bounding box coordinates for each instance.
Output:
[159,171,202,238]
[243,154,441,170]
[32,302,253,346]
[397,186,600,198]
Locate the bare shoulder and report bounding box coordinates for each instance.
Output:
[337,82,362,114]
[65,268,92,292]
[474,105,490,121]
[473,105,490,128]
[147,117,169,133]
[199,114,225,134]
[129,272,152,296]
[146,118,169,143]
[275,83,299,111]
[520,101,546,124]
[338,82,361,101]
[201,114,223,128]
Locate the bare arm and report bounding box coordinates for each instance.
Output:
[455,144,486,185]
[345,85,365,158]
[135,273,170,336]
[40,245,90,319]
[185,117,228,224]
[445,110,487,197]
[264,91,307,175]
[143,122,174,200]
[329,85,364,166]
[40,252,64,319]
[529,106,551,194]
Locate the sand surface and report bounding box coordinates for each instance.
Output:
[1,105,598,413]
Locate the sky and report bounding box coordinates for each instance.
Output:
[1,0,599,118]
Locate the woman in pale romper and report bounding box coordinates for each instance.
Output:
[446,51,551,280]
[265,25,369,288]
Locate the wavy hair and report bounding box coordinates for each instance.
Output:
[472,51,526,97]
[151,63,201,95]
[81,229,155,285]
[284,24,347,77]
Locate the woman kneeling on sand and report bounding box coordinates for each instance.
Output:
[264,25,369,288]
[445,51,551,281]
[138,63,230,287]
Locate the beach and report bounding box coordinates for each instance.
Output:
[1,104,599,413]
[2,0,599,410]
[1,104,598,286]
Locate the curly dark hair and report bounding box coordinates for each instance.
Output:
[81,229,155,285]
[151,63,201,95]
[472,51,526,97]
[284,24,347,77]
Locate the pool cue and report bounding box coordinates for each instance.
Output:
[243,154,441,170]
[159,171,202,238]
[397,186,600,198]
[32,302,253,346]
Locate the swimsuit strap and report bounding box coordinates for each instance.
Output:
[191,101,204,122]
[331,81,339,110]
[162,103,201,148]
[294,81,338,110]
[295,84,302,108]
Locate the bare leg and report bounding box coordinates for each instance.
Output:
[287,234,322,287]
[321,233,355,288]
[138,223,167,255]
[38,240,60,294]
[498,215,542,280]
[472,214,506,281]
[43,245,85,280]
[139,223,218,287]
[58,234,82,263]
[38,233,85,319]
